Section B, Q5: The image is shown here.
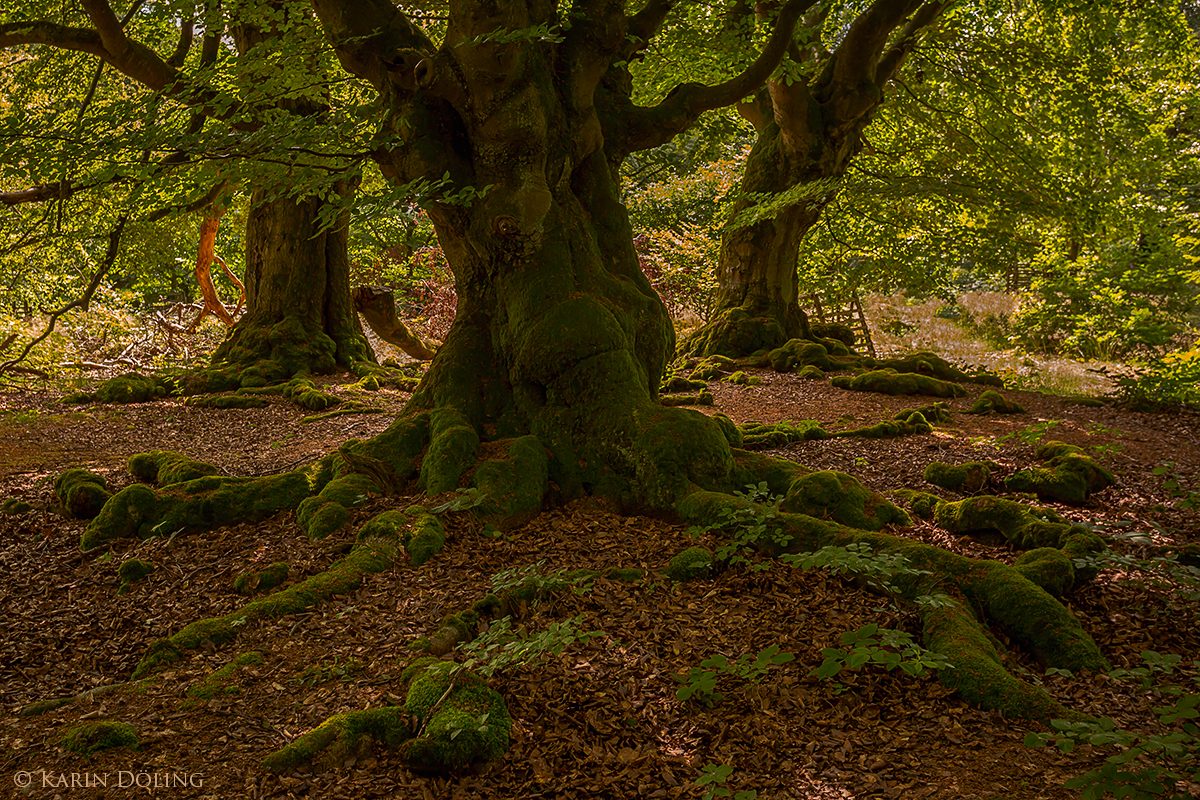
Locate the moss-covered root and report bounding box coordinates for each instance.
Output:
[661,390,715,406]
[781,471,911,531]
[263,706,411,773]
[420,408,481,495]
[297,472,381,540]
[185,394,270,409]
[117,558,154,590]
[1,497,34,514]
[60,720,140,756]
[831,369,967,398]
[282,376,342,411]
[834,412,933,439]
[19,681,132,717]
[234,562,289,596]
[133,530,401,679]
[1004,441,1116,504]
[54,468,110,519]
[187,652,264,702]
[676,489,1107,720]
[924,461,993,493]
[737,419,830,447]
[965,389,1026,415]
[470,436,549,529]
[895,402,952,425]
[357,509,446,567]
[127,450,222,486]
[399,659,512,771]
[92,372,175,404]
[664,546,714,581]
[892,489,943,519]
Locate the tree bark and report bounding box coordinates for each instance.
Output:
[204,191,373,387]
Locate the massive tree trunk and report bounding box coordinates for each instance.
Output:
[686,1,951,357]
[204,190,373,388]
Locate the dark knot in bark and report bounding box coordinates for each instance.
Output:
[492,215,520,237]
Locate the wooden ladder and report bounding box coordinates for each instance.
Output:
[803,291,876,358]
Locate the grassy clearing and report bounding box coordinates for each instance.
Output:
[865,292,1123,397]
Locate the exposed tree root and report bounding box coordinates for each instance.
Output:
[677,472,1110,721]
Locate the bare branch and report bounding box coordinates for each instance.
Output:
[877,1,950,86]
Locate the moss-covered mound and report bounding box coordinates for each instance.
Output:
[662,375,708,393]
[810,321,855,347]
[765,338,835,373]
[835,412,933,439]
[187,652,263,701]
[189,314,356,391]
[796,364,826,380]
[400,660,511,771]
[874,352,970,383]
[663,546,714,581]
[1013,548,1076,598]
[92,372,175,404]
[892,489,943,519]
[283,376,341,411]
[924,461,993,493]
[711,413,743,447]
[60,720,139,756]
[688,354,737,381]
[297,472,380,539]
[117,558,155,585]
[128,450,222,486]
[469,436,549,529]
[895,402,952,425]
[725,370,762,386]
[737,419,830,447]
[185,394,270,409]
[54,468,110,519]
[234,562,289,596]
[661,390,715,406]
[781,470,911,531]
[831,369,966,398]
[965,390,1026,415]
[0,497,33,514]
[1004,441,1115,504]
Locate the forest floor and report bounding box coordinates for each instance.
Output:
[0,350,1198,800]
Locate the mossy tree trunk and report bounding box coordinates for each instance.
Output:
[207,189,374,387]
[686,1,951,358]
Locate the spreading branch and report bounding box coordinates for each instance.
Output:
[617,0,818,154]
[877,1,951,86]
[0,217,128,379]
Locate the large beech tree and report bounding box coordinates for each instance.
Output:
[7,0,1114,769]
[685,0,951,356]
[0,1,377,384]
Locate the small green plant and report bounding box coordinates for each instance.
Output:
[489,560,593,597]
[296,656,363,687]
[1025,652,1200,800]
[997,419,1063,447]
[782,542,944,603]
[270,432,296,449]
[1153,462,1199,511]
[687,483,792,571]
[1072,542,1200,605]
[676,644,795,707]
[695,763,758,800]
[430,486,489,513]
[448,614,601,680]
[810,623,953,689]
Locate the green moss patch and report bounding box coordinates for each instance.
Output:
[60,721,139,757]
[118,558,154,585]
[875,352,970,383]
[234,562,289,596]
[737,419,830,447]
[1014,548,1076,597]
[128,450,222,486]
[765,339,835,373]
[781,470,911,530]
[60,390,93,404]
[687,354,737,381]
[835,412,933,439]
[796,364,826,380]
[282,376,341,411]
[810,322,855,348]
[1004,441,1115,504]
[892,489,943,519]
[662,375,708,393]
[966,390,1026,414]
[895,402,952,425]
[187,652,264,702]
[400,663,512,771]
[661,390,715,406]
[831,369,966,398]
[54,468,110,519]
[93,372,175,404]
[924,461,993,493]
[725,370,762,386]
[1,497,33,514]
[185,394,270,409]
[470,436,549,529]
[664,546,714,581]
